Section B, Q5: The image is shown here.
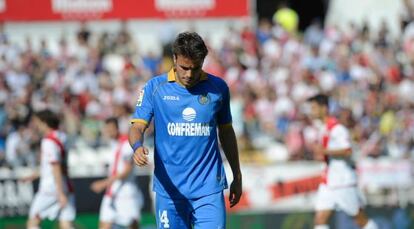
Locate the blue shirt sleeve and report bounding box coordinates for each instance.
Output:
[131,81,154,126]
[217,82,232,126]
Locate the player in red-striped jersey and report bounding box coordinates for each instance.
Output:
[307,94,377,229]
[25,109,76,229]
[91,117,143,229]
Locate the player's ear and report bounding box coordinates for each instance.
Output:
[173,55,177,71]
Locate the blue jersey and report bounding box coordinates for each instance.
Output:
[132,69,231,199]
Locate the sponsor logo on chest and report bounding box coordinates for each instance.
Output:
[167,107,211,136]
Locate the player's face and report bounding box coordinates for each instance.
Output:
[32,116,46,134]
[309,101,323,120]
[174,55,203,88]
[104,122,118,140]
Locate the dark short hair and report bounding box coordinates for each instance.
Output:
[105,117,119,129]
[34,109,60,129]
[172,32,208,63]
[307,94,329,108]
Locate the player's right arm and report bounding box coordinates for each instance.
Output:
[129,80,155,166]
[129,122,150,166]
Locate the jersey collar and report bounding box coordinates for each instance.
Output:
[167,68,208,82]
[45,129,58,139]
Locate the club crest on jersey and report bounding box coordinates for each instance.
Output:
[198,93,210,105]
[136,89,144,106]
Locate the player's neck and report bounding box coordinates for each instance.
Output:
[45,128,57,136]
[177,80,201,89]
[175,72,201,89]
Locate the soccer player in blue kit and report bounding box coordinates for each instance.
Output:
[129,32,242,229]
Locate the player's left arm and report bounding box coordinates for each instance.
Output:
[109,160,134,183]
[92,161,134,194]
[324,125,352,157]
[51,163,68,207]
[20,170,40,183]
[91,162,135,193]
[218,124,242,207]
[91,144,136,193]
[324,148,352,157]
[45,140,68,207]
[217,80,242,207]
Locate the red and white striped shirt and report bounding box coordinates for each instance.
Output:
[39,130,73,194]
[105,135,137,197]
[318,117,357,187]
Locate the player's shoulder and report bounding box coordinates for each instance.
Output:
[331,123,349,135]
[43,131,66,144]
[42,137,55,146]
[146,73,169,87]
[205,73,229,90]
[41,138,60,153]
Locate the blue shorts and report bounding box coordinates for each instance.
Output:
[155,191,225,229]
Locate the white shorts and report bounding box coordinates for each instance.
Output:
[99,194,143,226]
[314,184,366,216]
[29,192,76,221]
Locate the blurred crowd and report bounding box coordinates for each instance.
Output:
[1,5,414,168]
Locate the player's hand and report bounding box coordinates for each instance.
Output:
[58,193,68,208]
[133,146,149,166]
[20,175,35,183]
[90,179,108,193]
[19,173,39,183]
[229,173,242,208]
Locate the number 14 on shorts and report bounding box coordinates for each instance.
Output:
[159,210,170,228]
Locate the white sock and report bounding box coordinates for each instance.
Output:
[314,225,329,229]
[363,219,378,229]
[27,227,40,229]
